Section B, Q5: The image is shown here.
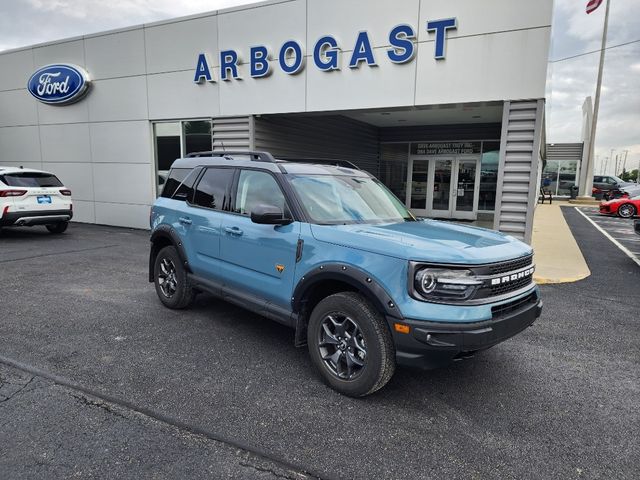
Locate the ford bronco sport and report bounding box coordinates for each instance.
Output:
[149,151,541,396]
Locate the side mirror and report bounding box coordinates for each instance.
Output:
[251,204,293,225]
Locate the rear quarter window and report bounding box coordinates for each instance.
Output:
[0,172,63,187]
[161,167,199,201]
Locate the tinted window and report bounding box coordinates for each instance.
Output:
[0,172,63,188]
[193,168,234,210]
[161,168,198,201]
[235,170,286,216]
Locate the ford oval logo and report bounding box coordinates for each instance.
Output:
[27,64,91,105]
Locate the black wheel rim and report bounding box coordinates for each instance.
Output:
[318,314,367,380]
[157,257,178,298]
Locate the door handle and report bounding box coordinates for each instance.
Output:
[224,226,243,236]
[178,216,192,225]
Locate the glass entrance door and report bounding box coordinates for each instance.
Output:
[453,157,480,220]
[407,155,480,220]
[431,158,453,217]
[407,158,429,213]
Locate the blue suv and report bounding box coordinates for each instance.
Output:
[150,151,541,396]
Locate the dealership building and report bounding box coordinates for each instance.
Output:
[0,0,553,242]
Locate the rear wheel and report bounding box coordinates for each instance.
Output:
[618,203,636,218]
[46,222,68,234]
[154,245,195,309]
[307,292,395,397]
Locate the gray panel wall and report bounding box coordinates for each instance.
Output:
[254,115,380,176]
[493,100,544,243]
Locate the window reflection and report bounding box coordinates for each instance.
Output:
[479,141,499,211]
[153,119,213,196]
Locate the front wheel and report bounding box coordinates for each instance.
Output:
[46,222,68,234]
[307,292,395,397]
[618,203,636,218]
[154,245,195,309]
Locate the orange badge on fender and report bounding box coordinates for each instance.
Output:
[276,264,285,273]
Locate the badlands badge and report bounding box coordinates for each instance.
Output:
[275,264,285,273]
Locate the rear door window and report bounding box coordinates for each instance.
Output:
[0,172,63,187]
[192,168,234,210]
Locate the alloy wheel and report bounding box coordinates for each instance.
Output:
[619,204,635,218]
[318,314,367,380]
[157,257,178,298]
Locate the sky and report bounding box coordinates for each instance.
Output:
[1,0,639,176]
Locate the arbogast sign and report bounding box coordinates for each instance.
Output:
[194,18,457,83]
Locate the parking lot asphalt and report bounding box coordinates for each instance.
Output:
[576,206,640,262]
[0,215,638,479]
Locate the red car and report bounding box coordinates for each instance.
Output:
[599,195,640,218]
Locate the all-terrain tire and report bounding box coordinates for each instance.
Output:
[154,245,195,309]
[307,292,395,397]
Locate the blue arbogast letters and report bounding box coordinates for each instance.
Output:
[194,19,456,83]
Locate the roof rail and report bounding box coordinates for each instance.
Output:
[279,157,361,170]
[186,150,277,163]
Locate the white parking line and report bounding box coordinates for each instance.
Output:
[575,208,640,267]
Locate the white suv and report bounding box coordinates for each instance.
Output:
[0,167,73,234]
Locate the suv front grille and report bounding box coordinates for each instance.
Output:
[487,254,533,275]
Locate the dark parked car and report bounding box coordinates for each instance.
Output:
[593,175,634,199]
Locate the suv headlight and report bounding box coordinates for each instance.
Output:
[412,266,482,302]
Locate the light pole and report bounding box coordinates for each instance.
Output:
[610,149,615,175]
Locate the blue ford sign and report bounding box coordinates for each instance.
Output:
[27,64,91,105]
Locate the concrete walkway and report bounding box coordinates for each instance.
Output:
[531,201,591,284]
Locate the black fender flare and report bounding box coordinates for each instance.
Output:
[291,263,404,321]
[148,225,191,282]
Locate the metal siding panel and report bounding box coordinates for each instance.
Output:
[545,143,584,161]
[493,99,544,242]
[212,116,251,150]
[254,115,380,176]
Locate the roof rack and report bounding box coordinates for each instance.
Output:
[186,150,277,163]
[279,158,361,170]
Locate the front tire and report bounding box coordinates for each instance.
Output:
[46,222,68,234]
[307,292,395,397]
[154,245,195,309]
[618,203,636,218]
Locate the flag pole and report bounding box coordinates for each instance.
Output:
[582,0,611,197]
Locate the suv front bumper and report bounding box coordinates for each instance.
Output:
[390,291,542,369]
[0,209,73,227]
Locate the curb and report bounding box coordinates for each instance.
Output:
[534,271,591,285]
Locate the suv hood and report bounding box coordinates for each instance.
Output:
[310,219,532,264]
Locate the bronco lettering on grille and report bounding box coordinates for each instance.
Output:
[490,267,535,286]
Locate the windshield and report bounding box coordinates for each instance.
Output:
[288,174,415,224]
